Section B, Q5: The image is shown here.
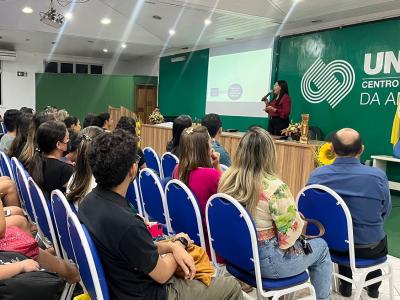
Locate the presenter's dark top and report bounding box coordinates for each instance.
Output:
[78,186,166,300]
[268,94,291,119]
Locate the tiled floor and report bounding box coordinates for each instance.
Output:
[246,255,400,299]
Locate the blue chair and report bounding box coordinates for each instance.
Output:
[296,184,394,300]
[206,193,316,300]
[28,177,62,258]
[165,179,205,249]
[126,178,144,216]
[51,190,76,261]
[0,122,7,134]
[14,158,36,224]
[138,168,172,234]
[161,152,179,179]
[0,151,14,181]
[67,212,110,300]
[143,147,163,178]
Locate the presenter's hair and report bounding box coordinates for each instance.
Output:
[219,127,277,214]
[177,126,212,185]
[201,113,222,138]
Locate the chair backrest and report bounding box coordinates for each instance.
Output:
[28,177,61,257]
[296,184,355,264]
[143,147,163,178]
[206,193,259,273]
[67,212,110,300]
[161,152,179,178]
[125,178,144,216]
[138,168,172,233]
[14,158,36,223]
[51,190,76,260]
[0,151,14,181]
[165,179,205,249]
[308,126,324,140]
[0,122,7,134]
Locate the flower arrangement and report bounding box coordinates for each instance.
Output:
[315,143,336,166]
[281,122,302,140]
[148,108,164,124]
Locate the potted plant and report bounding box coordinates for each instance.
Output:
[281,122,301,140]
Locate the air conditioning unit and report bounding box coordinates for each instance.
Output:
[0,50,17,61]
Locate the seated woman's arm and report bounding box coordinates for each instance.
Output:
[267,180,304,250]
[0,260,40,280]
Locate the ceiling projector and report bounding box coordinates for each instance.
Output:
[40,7,64,29]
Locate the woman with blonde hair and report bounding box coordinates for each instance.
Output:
[218,127,331,300]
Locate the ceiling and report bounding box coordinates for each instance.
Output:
[0,0,399,60]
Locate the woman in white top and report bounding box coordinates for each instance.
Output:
[67,126,103,210]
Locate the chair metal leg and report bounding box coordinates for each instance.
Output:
[388,264,394,300]
[352,272,367,300]
[331,263,339,293]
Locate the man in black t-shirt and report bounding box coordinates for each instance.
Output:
[78,129,242,300]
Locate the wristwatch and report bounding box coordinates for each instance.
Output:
[3,208,11,217]
[174,237,189,249]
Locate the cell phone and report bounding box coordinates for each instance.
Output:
[3,208,11,217]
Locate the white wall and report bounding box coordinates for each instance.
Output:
[112,56,159,76]
[0,51,110,115]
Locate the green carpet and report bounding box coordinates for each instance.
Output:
[385,193,400,258]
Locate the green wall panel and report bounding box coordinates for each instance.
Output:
[36,74,157,123]
[159,49,209,119]
[277,18,400,160]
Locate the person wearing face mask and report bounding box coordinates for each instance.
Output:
[27,121,74,198]
[263,80,291,136]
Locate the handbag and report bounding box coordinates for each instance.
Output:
[0,251,66,300]
[0,226,39,259]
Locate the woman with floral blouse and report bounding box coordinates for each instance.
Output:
[218,127,332,300]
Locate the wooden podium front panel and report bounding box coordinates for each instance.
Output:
[140,124,316,196]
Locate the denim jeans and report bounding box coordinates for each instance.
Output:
[258,237,332,300]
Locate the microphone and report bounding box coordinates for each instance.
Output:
[261,91,273,102]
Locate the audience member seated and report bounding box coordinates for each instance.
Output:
[28,121,73,197]
[0,197,79,283]
[97,112,114,131]
[19,111,55,169]
[173,126,222,216]
[115,116,146,169]
[307,128,391,298]
[166,115,192,157]
[82,113,96,129]
[0,109,22,152]
[202,113,231,166]
[63,130,80,165]
[19,107,34,115]
[0,176,22,207]
[64,116,81,133]
[78,129,242,300]
[67,126,103,209]
[218,127,332,300]
[55,109,69,122]
[8,112,33,159]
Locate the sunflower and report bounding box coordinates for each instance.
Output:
[317,143,336,166]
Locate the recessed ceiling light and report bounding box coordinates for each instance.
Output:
[65,12,73,20]
[204,19,212,26]
[22,6,33,14]
[152,15,162,20]
[225,37,235,41]
[100,17,112,25]
[88,40,94,43]
[169,29,175,36]
[51,41,56,45]
[311,19,323,23]
[25,38,30,42]
[0,36,2,40]
[121,43,127,48]
[103,48,108,53]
